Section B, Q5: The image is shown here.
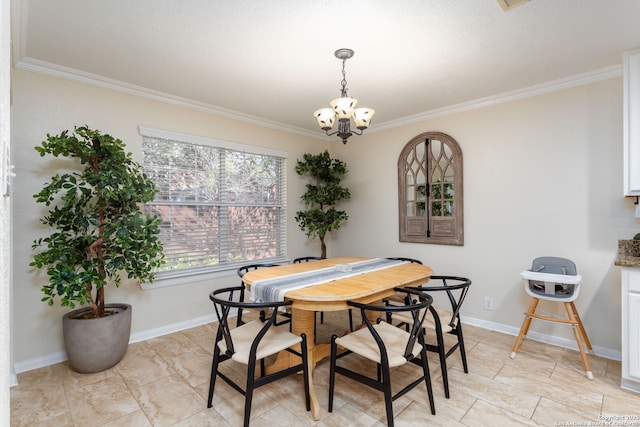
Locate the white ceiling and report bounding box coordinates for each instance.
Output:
[11,0,640,138]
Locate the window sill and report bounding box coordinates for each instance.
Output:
[140,269,236,289]
[139,257,289,289]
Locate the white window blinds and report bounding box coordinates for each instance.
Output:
[140,127,287,280]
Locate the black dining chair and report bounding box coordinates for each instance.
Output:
[292,256,323,263]
[387,275,472,398]
[208,286,310,427]
[382,257,426,310]
[383,259,425,294]
[293,256,355,332]
[385,256,423,265]
[328,287,436,426]
[236,263,286,327]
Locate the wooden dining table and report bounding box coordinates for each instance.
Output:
[242,256,433,421]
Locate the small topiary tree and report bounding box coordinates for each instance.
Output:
[294,150,350,258]
[30,125,165,318]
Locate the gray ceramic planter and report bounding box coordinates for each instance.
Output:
[62,303,132,373]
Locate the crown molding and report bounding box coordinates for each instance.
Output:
[14,57,622,138]
[14,57,324,140]
[371,65,622,132]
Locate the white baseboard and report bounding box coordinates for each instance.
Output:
[128,313,219,344]
[621,379,640,393]
[11,311,620,384]
[461,315,622,361]
[11,312,220,382]
[9,366,17,388]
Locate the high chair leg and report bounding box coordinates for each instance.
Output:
[564,302,593,380]
[511,297,539,359]
[569,301,593,351]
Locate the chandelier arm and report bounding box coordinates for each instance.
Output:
[322,123,364,139]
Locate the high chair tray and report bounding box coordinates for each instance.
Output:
[520,270,582,284]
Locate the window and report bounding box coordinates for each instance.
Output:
[140,127,287,283]
[398,132,463,245]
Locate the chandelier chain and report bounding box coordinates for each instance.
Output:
[340,58,348,97]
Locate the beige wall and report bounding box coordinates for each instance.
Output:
[330,76,635,354]
[10,70,326,369]
[10,68,639,371]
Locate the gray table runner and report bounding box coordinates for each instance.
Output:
[250,258,406,303]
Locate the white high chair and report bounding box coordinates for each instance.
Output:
[510,257,594,379]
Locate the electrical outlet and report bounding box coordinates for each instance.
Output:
[484,296,495,310]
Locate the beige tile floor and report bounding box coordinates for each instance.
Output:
[10,309,640,426]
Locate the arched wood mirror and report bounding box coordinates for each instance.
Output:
[398,132,463,245]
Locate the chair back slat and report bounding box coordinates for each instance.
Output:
[235,263,282,327]
[447,282,469,329]
[425,276,471,330]
[212,287,240,355]
[210,286,292,358]
[404,294,430,359]
[348,287,433,364]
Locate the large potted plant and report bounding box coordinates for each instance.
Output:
[30,125,164,373]
[294,150,350,258]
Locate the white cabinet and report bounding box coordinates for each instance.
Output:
[623,49,640,196]
[622,267,640,392]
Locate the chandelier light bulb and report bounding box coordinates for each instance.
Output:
[330,97,358,119]
[313,108,336,131]
[353,108,375,129]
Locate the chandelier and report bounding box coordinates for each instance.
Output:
[313,48,375,144]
